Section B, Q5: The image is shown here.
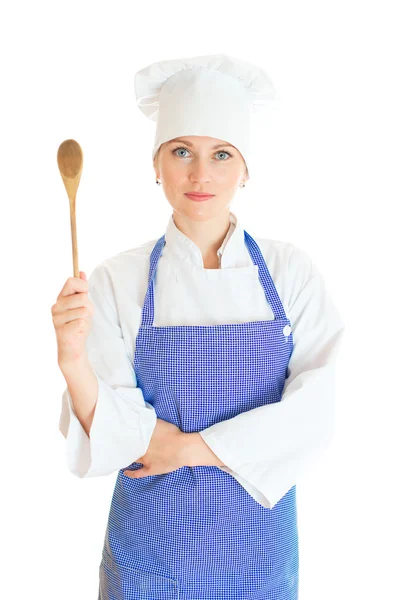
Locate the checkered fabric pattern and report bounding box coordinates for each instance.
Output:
[98,231,299,599]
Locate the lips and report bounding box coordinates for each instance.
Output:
[184,192,214,202]
[185,193,214,197]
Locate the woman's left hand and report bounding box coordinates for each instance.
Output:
[123,418,187,478]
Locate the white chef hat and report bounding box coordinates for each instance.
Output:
[133,53,277,179]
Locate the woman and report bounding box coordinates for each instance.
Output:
[54,53,345,599]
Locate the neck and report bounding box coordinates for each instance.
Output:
[172,210,232,267]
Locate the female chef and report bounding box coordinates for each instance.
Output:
[54,53,345,599]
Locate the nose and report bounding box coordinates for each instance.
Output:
[189,158,211,183]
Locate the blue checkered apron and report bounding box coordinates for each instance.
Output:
[98,230,298,599]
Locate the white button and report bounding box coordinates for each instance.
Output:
[283,325,291,336]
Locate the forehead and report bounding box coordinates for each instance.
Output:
[166,136,235,149]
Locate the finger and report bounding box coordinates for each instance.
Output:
[124,469,146,478]
[123,469,135,478]
[58,276,89,300]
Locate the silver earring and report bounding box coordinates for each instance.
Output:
[240,182,246,188]
[156,179,161,185]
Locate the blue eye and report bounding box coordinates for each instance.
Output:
[171,147,233,160]
[173,147,190,158]
[215,150,232,160]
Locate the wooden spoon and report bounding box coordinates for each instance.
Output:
[57,139,83,278]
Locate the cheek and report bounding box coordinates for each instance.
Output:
[162,167,184,188]
[164,160,185,177]
[214,170,239,188]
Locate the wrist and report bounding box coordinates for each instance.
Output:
[180,432,200,467]
[58,353,90,374]
[179,432,226,468]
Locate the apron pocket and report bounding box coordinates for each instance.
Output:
[99,549,179,599]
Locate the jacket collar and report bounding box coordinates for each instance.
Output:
[164,210,248,269]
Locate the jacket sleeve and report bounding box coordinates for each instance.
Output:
[58,267,157,478]
[198,258,346,509]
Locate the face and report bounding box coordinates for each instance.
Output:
[153,135,249,222]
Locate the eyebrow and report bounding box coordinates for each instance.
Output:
[166,138,236,150]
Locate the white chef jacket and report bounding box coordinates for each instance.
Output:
[59,210,345,509]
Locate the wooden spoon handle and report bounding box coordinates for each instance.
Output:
[69,201,79,278]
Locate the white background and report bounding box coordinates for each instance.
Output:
[1,1,410,598]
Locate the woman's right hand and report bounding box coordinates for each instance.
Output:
[51,271,95,367]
